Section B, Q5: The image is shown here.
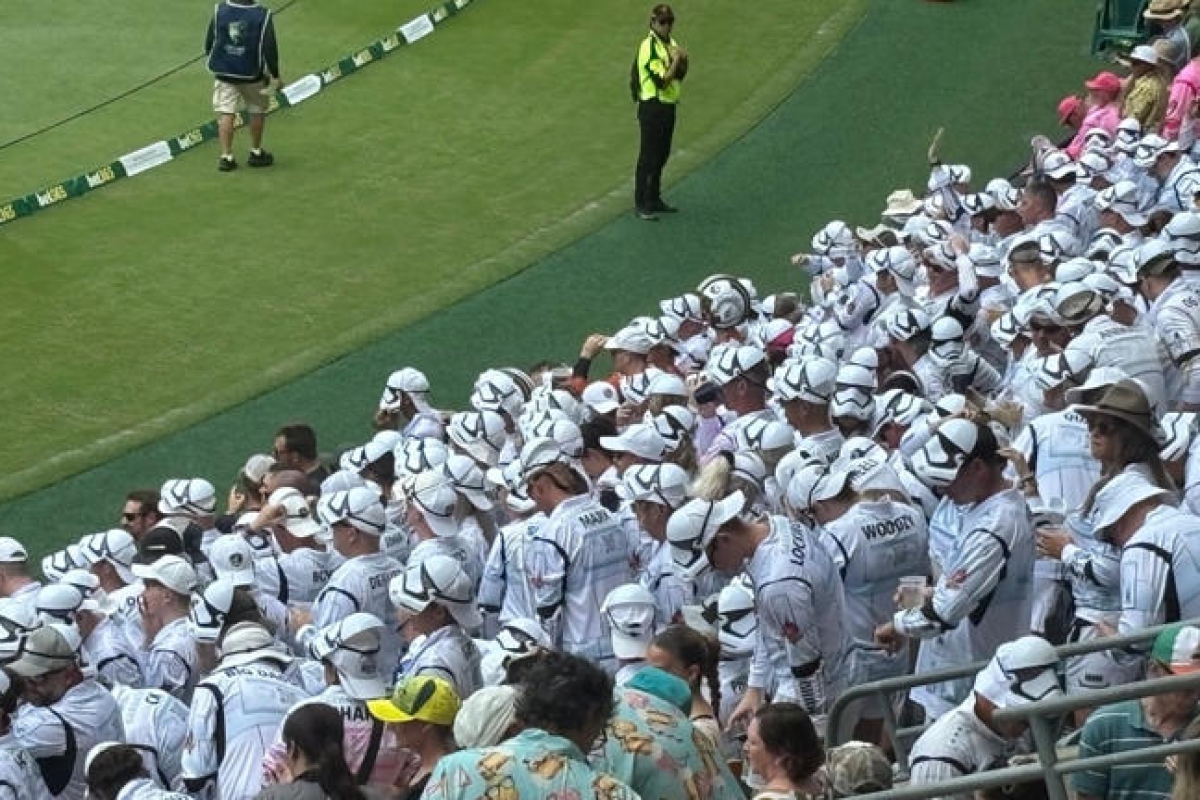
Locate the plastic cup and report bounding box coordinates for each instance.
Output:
[898,576,927,609]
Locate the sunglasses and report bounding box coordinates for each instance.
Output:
[655,16,675,25]
[121,511,144,522]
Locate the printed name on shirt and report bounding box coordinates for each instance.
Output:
[342,704,371,722]
[789,535,807,568]
[861,515,914,541]
[578,510,612,528]
[369,569,401,591]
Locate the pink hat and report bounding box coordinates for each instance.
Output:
[1057,95,1082,125]
[1085,71,1122,94]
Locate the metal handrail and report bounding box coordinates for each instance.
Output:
[848,738,1200,800]
[826,617,1200,768]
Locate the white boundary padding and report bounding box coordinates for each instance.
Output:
[400,14,435,44]
[283,74,323,106]
[119,141,173,177]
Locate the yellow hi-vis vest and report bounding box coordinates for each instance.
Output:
[637,32,681,104]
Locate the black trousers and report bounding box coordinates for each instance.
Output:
[634,98,677,210]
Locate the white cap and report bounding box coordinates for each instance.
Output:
[311,612,389,700]
[0,598,37,662]
[1042,150,1079,180]
[1161,412,1198,462]
[602,584,658,660]
[219,622,290,668]
[443,454,494,512]
[706,345,766,386]
[363,430,404,465]
[519,437,572,481]
[495,617,552,654]
[269,487,323,538]
[132,555,197,596]
[158,478,216,516]
[582,382,621,416]
[973,636,1062,709]
[666,492,745,580]
[316,487,387,536]
[717,578,757,658]
[189,578,237,644]
[447,409,508,468]
[395,437,450,478]
[647,372,688,398]
[454,686,519,749]
[408,470,460,538]
[621,463,690,508]
[90,529,136,585]
[0,538,27,564]
[208,535,257,588]
[379,367,431,411]
[1130,44,1159,65]
[885,308,932,342]
[660,293,704,322]
[605,326,655,355]
[599,423,669,461]
[242,453,276,485]
[1090,472,1173,535]
[389,554,481,630]
[471,370,526,419]
[773,357,838,404]
[36,584,85,624]
[911,418,984,489]
[8,624,79,677]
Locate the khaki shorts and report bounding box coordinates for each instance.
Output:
[212,79,269,115]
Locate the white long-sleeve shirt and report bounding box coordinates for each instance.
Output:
[747,516,851,715]
[899,489,1035,719]
[182,660,307,800]
[526,493,635,663]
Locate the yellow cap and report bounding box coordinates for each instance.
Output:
[367,675,460,725]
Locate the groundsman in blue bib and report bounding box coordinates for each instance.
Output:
[204,0,283,172]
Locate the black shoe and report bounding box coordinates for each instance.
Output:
[247,149,275,167]
[218,156,237,172]
[653,201,678,213]
[636,207,659,221]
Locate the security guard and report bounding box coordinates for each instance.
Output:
[205,0,282,171]
[633,4,688,221]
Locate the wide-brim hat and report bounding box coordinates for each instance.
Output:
[1075,379,1161,442]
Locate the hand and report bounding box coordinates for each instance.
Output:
[1036,527,1072,560]
[227,487,245,515]
[728,687,764,731]
[615,405,636,428]
[251,503,285,531]
[997,446,1030,476]
[289,605,312,632]
[874,622,905,654]
[949,233,969,256]
[672,45,688,61]
[790,252,810,266]
[581,333,608,359]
